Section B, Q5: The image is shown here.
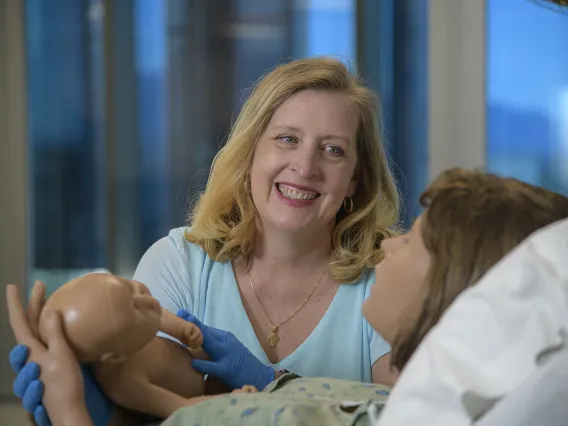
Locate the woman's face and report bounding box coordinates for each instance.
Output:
[362,216,432,343]
[249,89,359,235]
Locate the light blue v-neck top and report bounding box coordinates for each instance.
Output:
[132,227,390,383]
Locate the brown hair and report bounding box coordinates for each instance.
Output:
[391,168,568,371]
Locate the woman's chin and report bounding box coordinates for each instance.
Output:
[263,213,320,235]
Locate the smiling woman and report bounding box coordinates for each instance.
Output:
[177,58,400,381]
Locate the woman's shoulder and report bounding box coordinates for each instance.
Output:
[134,227,227,304]
[135,226,216,275]
[164,226,200,248]
[332,268,376,303]
[350,267,376,293]
[337,268,377,305]
[162,226,212,263]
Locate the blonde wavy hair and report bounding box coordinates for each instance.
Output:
[186,57,400,283]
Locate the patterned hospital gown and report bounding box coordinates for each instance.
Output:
[159,374,389,426]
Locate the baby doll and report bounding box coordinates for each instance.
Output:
[37,272,206,420]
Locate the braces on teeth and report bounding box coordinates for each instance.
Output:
[278,185,318,200]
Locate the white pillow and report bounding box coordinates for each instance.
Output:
[376,218,568,426]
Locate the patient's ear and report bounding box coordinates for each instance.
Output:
[100,352,126,364]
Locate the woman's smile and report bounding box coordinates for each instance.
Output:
[275,183,320,207]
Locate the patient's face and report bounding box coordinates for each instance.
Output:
[363,216,431,343]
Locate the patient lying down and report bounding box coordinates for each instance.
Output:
[7,168,568,426]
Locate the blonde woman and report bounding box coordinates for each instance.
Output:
[10,57,400,426]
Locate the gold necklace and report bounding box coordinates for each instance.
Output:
[248,268,327,348]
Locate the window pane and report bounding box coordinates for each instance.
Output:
[487,0,568,195]
[292,0,355,62]
[358,0,429,226]
[26,0,108,296]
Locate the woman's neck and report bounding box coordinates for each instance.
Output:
[249,223,333,280]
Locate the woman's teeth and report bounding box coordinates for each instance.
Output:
[277,184,318,200]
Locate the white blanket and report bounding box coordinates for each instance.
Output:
[376,218,568,426]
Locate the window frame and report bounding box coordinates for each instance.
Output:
[0,0,29,399]
[428,0,487,180]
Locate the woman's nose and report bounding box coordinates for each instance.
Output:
[291,145,320,178]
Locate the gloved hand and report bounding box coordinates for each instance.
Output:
[177,309,275,391]
[9,344,114,426]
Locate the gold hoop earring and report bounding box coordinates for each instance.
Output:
[343,197,354,213]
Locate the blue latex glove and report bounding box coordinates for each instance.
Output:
[9,344,114,426]
[177,309,275,391]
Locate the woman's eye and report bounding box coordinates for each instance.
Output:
[324,145,345,156]
[277,135,297,144]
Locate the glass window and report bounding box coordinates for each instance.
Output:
[26,0,109,295]
[292,0,355,62]
[25,0,357,295]
[358,0,429,226]
[487,0,568,195]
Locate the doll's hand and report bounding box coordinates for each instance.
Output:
[177,322,203,349]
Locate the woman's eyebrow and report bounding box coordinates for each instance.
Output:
[270,125,302,133]
[270,125,352,145]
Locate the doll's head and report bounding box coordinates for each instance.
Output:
[39,272,162,363]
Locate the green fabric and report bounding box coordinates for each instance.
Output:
[159,374,389,426]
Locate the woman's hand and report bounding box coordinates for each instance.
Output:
[177,310,275,391]
[6,282,114,426]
